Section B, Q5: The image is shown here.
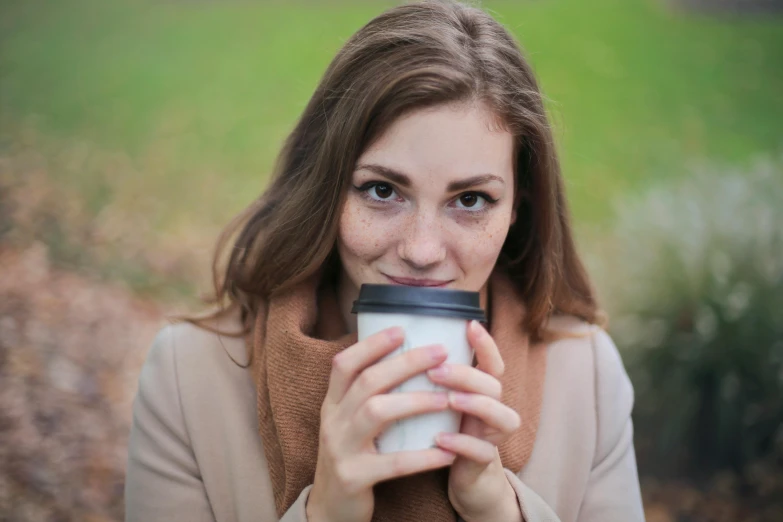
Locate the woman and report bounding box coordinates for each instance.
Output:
[124,1,645,521]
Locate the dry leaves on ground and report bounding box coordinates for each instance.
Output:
[0,243,164,521]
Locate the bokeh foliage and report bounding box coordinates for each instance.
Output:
[606,156,783,485]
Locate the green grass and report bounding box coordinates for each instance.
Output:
[1,0,782,268]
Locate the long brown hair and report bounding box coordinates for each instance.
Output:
[183,0,605,344]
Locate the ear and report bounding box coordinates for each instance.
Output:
[510,207,517,226]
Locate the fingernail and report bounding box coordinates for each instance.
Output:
[429,345,447,360]
[441,450,457,462]
[427,365,449,379]
[436,432,454,444]
[449,391,469,406]
[387,327,404,342]
[471,320,485,337]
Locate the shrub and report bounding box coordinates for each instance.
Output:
[602,154,783,482]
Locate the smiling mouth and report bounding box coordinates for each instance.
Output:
[383,274,452,287]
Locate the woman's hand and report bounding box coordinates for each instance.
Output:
[427,320,523,522]
[307,327,457,522]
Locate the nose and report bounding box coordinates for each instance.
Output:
[397,211,447,270]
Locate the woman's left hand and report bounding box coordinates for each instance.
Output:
[426,320,523,522]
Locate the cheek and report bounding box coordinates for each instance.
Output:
[337,198,392,265]
[453,213,511,278]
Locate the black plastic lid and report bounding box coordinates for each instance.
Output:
[351,284,486,322]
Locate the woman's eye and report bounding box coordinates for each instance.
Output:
[368,183,396,201]
[455,192,487,210]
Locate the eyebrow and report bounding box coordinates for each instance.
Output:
[355,163,505,192]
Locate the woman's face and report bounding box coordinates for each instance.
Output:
[337,102,516,299]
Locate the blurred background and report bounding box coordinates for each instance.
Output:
[1,0,781,520]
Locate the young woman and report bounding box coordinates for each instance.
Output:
[124,1,645,521]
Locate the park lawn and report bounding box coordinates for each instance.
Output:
[1,0,781,289]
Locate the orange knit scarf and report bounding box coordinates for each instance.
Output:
[251,270,547,521]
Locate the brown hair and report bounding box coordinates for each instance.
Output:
[183,0,605,345]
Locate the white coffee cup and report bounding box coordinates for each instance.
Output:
[352,284,486,454]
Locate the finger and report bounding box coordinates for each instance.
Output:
[426,363,502,400]
[435,432,498,465]
[352,448,457,488]
[351,391,449,445]
[448,392,521,435]
[339,343,448,415]
[468,320,505,378]
[326,327,404,404]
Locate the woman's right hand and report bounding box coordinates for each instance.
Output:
[306,326,455,522]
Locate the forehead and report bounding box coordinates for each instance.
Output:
[358,103,515,184]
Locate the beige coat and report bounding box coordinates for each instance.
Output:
[124,311,645,521]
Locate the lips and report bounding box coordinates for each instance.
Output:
[384,274,452,287]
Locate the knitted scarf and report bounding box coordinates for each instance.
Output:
[251,270,547,521]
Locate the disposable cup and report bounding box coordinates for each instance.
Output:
[351,284,485,453]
